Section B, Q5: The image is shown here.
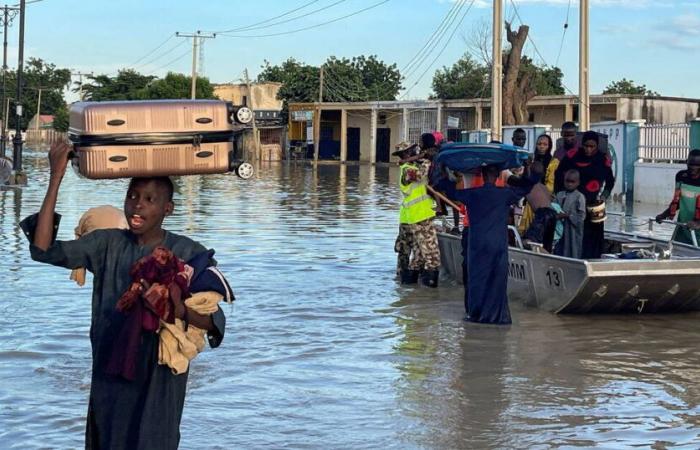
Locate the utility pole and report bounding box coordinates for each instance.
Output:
[491,0,503,142]
[0,4,19,158]
[71,71,92,101]
[244,68,261,162]
[10,0,25,184]
[318,65,324,103]
[175,31,215,99]
[579,0,590,131]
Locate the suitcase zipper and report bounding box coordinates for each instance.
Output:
[68,130,234,147]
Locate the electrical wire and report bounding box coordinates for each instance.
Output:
[128,33,175,67]
[217,0,346,34]
[401,0,476,98]
[508,0,590,108]
[210,0,322,33]
[132,39,188,70]
[146,46,191,75]
[401,0,463,73]
[217,0,390,38]
[402,0,466,81]
[554,0,572,67]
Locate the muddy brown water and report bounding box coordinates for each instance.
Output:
[1,152,698,449]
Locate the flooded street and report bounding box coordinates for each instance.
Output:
[2,152,700,449]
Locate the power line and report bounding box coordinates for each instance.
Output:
[402,0,467,82]
[217,0,390,38]
[129,33,175,67]
[401,0,476,98]
[215,0,348,34]
[555,0,572,67]
[146,47,191,75]
[401,0,464,74]
[211,0,321,33]
[133,39,188,70]
[508,0,589,108]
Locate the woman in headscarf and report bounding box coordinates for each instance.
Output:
[555,131,615,258]
[535,134,558,193]
[518,134,558,235]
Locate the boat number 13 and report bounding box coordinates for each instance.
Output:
[545,268,564,289]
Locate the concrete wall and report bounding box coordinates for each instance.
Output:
[633,162,684,204]
[214,82,283,110]
[618,98,700,124]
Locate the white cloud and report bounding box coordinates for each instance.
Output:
[648,13,700,51]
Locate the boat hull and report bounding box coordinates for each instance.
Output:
[437,231,700,314]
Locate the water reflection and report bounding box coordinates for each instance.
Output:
[1,151,699,449]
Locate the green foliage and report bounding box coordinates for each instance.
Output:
[603,78,659,96]
[257,55,402,119]
[4,57,71,130]
[52,104,69,132]
[431,54,490,100]
[137,72,217,100]
[81,70,217,101]
[431,54,564,100]
[80,69,155,101]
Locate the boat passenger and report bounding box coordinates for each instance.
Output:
[444,164,533,324]
[522,161,558,252]
[554,169,587,258]
[535,134,558,192]
[553,121,579,192]
[512,128,527,148]
[554,131,615,259]
[655,148,700,245]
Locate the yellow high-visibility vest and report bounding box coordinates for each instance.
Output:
[399,163,435,224]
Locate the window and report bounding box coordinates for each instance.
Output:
[528,112,535,123]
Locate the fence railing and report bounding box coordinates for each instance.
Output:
[638,123,690,163]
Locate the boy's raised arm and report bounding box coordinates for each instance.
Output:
[34,142,71,251]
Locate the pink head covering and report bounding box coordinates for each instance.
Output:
[432,131,444,145]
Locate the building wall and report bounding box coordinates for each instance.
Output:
[526,105,567,128]
[617,98,700,124]
[214,82,283,110]
[633,162,683,204]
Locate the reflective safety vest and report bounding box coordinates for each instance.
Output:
[399,163,435,224]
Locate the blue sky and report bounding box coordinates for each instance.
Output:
[12,0,700,101]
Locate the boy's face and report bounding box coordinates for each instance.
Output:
[123,180,173,235]
[564,174,580,192]
[512,132,526,148]
[583,139,598,157]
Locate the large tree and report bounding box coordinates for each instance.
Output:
[80,69,156,101]
[2,58,71,130]
[138,72,216,100]
[258,55,402,118]
[603,78,658,96]
[431,54,489,100]
[432,21,565,125]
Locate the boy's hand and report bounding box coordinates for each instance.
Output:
[48,141,72,179]
[556,212,569,220]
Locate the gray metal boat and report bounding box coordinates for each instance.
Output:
[438,227,700,314]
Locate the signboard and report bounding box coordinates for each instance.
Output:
[306,125,314,143]
[292,110,313,122]
[447,116,460,128]
[591,122,624,196]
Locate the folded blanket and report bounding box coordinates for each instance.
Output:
[159,291,222,374]
[71,205,128,286]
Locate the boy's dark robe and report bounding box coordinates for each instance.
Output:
[445,183,529,324]
[20,213,225,450]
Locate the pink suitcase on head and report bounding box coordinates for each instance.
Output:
[68,100,253,179]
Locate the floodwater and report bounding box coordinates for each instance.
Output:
[1,151,700,449]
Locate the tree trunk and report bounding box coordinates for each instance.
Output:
[502,22,529,125]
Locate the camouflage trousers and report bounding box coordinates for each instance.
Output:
[394,223,415,273]
[408,219,440,271]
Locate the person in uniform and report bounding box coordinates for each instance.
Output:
[395,141,440,287]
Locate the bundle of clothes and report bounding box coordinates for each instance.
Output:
[72,206,234,381]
